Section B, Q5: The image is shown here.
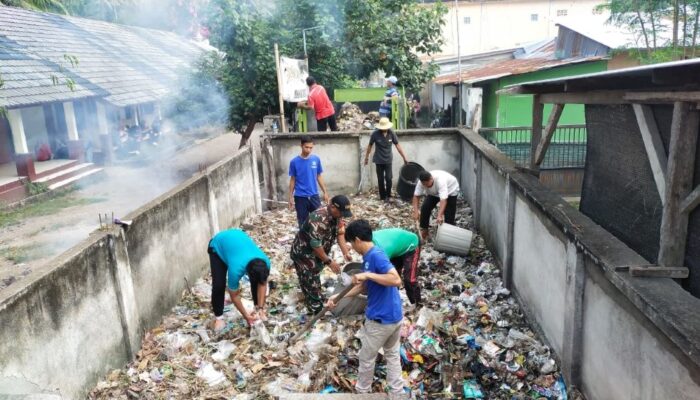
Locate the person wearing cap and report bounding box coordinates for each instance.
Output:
[364,117,409,203]
[298,76,338,132]
[290,195,353,314]
[372,228,422,306]
[289,135,330,228]
[379,76,399,119]
[208,229,271,331]
[326,219,404,397]
[412,170,461,241]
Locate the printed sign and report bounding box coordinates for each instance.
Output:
[280,56,309,102]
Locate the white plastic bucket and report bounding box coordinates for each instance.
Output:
[434,223,473,256]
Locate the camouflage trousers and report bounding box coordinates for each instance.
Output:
[292,256,325,314]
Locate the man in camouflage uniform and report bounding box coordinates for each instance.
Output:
[291,195,353,314]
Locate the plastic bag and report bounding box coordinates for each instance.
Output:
[211,340,236,362]
[250,320,272,346]
[304,324,332,354]
[196,362,228,387]
[416,307,443,331]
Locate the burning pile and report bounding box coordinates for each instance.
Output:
[89,193,577,399]
[337,102,379,131]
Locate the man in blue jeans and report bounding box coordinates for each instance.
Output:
[288,135,330,227]
[327,219,405,398]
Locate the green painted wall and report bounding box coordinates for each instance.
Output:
[334,87,388,102]
[479,60,608,128]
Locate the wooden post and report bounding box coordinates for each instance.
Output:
[633,104,668,204]
[658,102,699,269]
[274,43,287,133]
[530,94,544,174]
[534,103,564,166]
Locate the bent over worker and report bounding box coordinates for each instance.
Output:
[208,229,271,331]
[327,219,404,397]
[373,228,422,306]
[291,195,353,314]
[412,170,460,241]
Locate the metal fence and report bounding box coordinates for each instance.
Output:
[479,125,587,169]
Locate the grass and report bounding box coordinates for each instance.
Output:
[0,244,48,264]
[0,192,106,229]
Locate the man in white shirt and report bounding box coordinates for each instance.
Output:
[412,170,460,241]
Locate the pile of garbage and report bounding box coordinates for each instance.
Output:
[337,102,379,131]
[89,193,578,399]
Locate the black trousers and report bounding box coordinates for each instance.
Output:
[375,163,393,200]
[390,247,422,305]
[317,115,338,132]
[419,195,457,229]
[209,248,262,317]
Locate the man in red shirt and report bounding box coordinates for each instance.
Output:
[298,76,338,132]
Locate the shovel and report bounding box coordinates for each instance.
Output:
[288,281,356,343]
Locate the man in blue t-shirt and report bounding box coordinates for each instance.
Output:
[288,135,330,227]
[208,229,271,331]
[327,219,404,397]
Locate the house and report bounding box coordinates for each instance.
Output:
[502,58,700,297]
[426,0,612,58]
[0,5,212,202]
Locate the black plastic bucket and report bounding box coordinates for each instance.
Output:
[397,162,425,202]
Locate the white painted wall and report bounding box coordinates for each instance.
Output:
[20,106,49,152]
[436,0,608,57]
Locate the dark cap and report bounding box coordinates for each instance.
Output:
[331,195,352,218]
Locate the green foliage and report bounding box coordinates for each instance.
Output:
[343,0,448,93]
[0,0,68,14]
[206,0,279,133]
[25,181,48,196]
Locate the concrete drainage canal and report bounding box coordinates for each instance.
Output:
[85,194,573,400]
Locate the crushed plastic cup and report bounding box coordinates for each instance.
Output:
[251,320,272,346]
[196,362,228,387]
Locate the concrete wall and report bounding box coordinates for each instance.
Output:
[0,146,261,398]
[458,128,700,399]
[262,129,461,202]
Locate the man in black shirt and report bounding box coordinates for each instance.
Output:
[364,117,409,202]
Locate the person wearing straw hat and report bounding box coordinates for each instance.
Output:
[364,117,409,203]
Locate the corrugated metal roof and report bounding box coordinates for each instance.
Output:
[433,54,603,85]
[0,5,208,108]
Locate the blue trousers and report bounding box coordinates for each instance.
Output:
[294,194,321,227]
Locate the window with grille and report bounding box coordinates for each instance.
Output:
[531,13,538,21]
[557,9,568,16]
[464,16,471,24]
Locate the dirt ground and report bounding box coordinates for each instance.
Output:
[0,127,264,297]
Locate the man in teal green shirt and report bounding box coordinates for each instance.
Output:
[208,229,271,330]
[372,228,422,305]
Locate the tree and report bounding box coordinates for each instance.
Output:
[343,0,448,93]
[206,0,279,148]
[0,0,68,13]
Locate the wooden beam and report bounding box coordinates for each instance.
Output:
[633,104,668,204]
[530,94,544,173]
[534,103,564,166]
[625,91,700,103]
[540,91,627,104]
[658,102,700,269]
[628,265,690,278]
[681,185,700,215]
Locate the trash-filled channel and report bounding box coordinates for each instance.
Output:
[90,192,579,399]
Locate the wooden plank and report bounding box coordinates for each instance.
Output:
[681,185,700,215]
[658,102,700,269]
[629,266,690,278]
[534,103,564,166]
[540,91,627,104]
[530,94,544,172]
[625,91,700,103]
[633,104,668,204]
